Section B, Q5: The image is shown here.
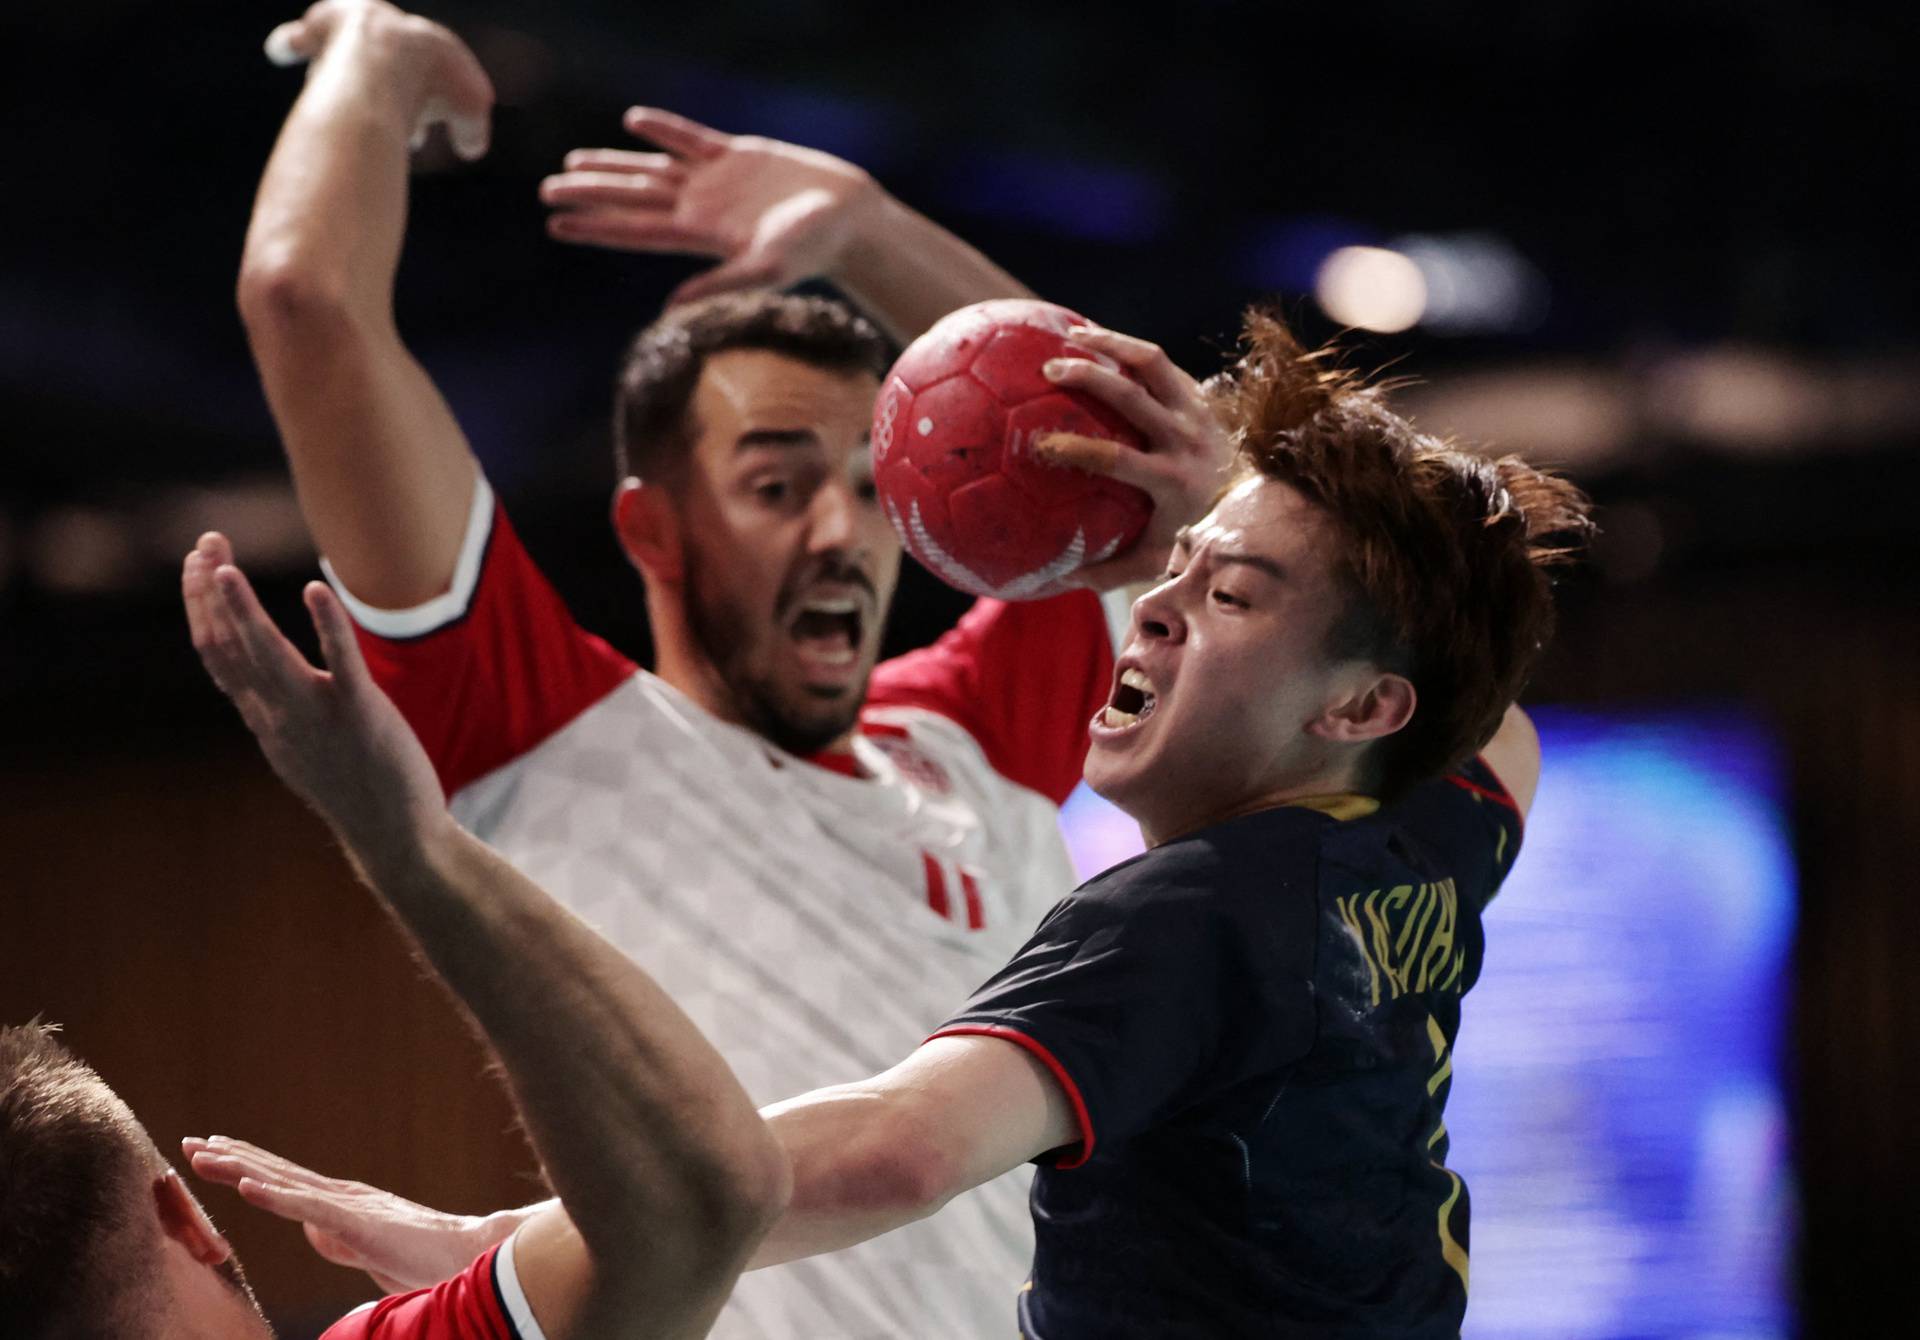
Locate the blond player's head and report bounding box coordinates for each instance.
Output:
[0,1024,271,1339]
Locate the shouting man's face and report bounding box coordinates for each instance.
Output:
[669,348,900,757]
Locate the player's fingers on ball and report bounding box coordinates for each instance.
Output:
[1041,434,1172,494]
[1043,357,1165,430]
[1066,326,1191,404]
[623,105,731,159]
[561,148,685,178]
[539,172,678,210]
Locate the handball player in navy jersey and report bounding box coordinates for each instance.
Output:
[167,307,1586,1338]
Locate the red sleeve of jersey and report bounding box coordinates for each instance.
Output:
[350,501,636,799]
[865,589,1114,806]
[318,1244,522,1340]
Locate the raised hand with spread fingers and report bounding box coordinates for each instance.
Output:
[542,107,1034,342]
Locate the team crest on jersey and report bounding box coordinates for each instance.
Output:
[864,728,954,795]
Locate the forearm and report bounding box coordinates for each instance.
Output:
[831,191,1036,344]
[237,13,480,606]
[240,18,415,325]
[346,816,788,1268]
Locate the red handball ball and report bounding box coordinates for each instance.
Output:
[872,299,1153,600]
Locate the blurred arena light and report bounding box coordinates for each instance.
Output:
[30,507,138,595]
[1396,366,1632,467]
[146,479,313,569]
[1314,245,1427,333]
[1392,232,1550,335]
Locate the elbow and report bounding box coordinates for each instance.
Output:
[667,1122,795,1263]
[792,1107,964,1223]
[235,250,360,349]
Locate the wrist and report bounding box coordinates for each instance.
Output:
[342,800,463,892]
[310,10,433,134]
[827,180,906,288]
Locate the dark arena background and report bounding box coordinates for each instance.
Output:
[3,3,1916,1335]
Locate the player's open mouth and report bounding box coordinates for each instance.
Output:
[1100,667,1157,730]
[789,595,865,671]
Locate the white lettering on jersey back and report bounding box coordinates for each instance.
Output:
[451,671,1075,1340]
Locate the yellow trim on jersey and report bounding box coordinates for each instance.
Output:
[1289,792,1382,821]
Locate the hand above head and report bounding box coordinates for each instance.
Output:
[181,533,446,858]
[263,0,495,160]
[541,107,882,308]
[184,1135,520,1295]
[1035,326,1237,590]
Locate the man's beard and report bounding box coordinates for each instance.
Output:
[684,561,868,758]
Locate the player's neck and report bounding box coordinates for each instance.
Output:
[649,619,867,771]
[1141,764,1374,847]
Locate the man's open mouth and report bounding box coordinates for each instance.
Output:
[1102,666,1157,729]
[790,595,865,668]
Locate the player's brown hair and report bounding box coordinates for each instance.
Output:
[1212,310,1593,798]
[0,1022,160,1338]
[615,291,892,484]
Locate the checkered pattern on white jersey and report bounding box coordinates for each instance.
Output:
[329,478,1122,1339]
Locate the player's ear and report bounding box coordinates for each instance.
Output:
[612,478,684,586]
[1308,671,1416,745]
[153,1169,234,1265]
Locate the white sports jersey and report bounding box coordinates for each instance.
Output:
[329,478,1123,1339]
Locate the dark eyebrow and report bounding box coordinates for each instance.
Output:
[1171,526,1282,581]
[735,428,821,452]
[1213,551,1287,582]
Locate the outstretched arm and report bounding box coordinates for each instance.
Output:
[541,108,1035,344]
[238,0,491,610]
[183,533,788,1338]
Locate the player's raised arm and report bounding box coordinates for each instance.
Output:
[541,108,1036,343]
[182,533,790,1338]
[237,1,492,610]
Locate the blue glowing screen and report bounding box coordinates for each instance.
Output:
[1056,707,1795,1337]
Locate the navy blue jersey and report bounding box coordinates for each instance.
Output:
[933,758,1524,1338]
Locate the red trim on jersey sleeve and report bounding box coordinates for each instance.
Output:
[866,590,1113,806]
[318,1244,519,1339]
[1450,755,1523,824]
[351,502,636,798]
[928,1024,1097,1170]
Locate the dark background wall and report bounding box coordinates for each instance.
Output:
[2,2,1916,1334]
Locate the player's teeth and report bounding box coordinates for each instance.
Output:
[803,597,859,614]
[1120,668,1154,694]
[1102,706,1139,728]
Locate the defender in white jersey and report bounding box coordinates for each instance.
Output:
[228,3,1230,1336]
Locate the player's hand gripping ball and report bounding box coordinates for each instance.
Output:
[872,300,1153,599]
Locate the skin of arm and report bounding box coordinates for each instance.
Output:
[744,1035,1077,1269]
[237,1,491,609]
[1478,703,1543,820]
[183,533,789,1339]
[540,107,1035,345]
